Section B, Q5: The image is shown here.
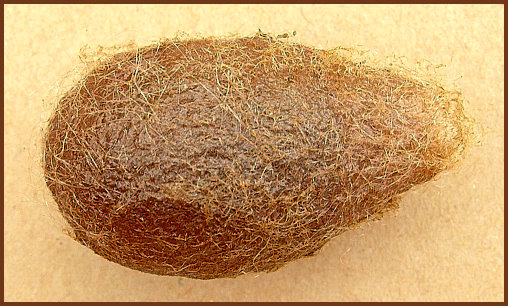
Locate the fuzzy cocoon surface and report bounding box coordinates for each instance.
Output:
[43,33,470,279]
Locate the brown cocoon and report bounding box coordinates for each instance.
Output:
[43,33,470,279]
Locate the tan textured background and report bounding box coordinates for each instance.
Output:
[4,4,504,302]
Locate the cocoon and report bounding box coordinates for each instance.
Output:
[43,33,470,279]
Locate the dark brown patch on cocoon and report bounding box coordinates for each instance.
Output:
[43,33,470,279]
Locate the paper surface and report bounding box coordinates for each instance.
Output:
[4,4,504,301]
